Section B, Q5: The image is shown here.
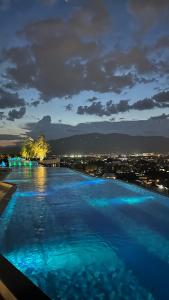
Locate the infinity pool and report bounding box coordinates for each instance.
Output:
[1,167,169,299]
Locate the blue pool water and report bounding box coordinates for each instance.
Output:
[1,167,169,299]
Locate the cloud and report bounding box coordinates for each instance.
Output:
[0,88,25,109]
[2,0,168,103]
[0,112,5,120]
[77,100,131,117]
[77,101,106,117]
[25,115,73,139]
[150,113,169,120]
[4,37,163,100]
[154,36,169,49]
[3,1,139,100]
[65,95,72,100]
[0,0,11,11]
[65,103,73,111]
[132,98,155,110]
[77,90,169,116]
[153,90,169,103]
[88,96,98,102]
[30,100,40,107]
[104,47,156,75]
[24,115,169,139]
[7,106,26,121]
[128,0,169,32]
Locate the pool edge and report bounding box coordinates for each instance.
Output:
[0,255,50,300]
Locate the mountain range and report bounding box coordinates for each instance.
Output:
[49,133,169,154]
[1,133,169,154]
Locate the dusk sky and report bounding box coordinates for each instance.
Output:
[0,0,169,145]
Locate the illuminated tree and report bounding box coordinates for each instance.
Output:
[20,145,29,159]
[21,135,49,161]
[33,135,49,161]
[21,137,35,159]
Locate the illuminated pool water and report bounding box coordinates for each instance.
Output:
[1,167,169,299]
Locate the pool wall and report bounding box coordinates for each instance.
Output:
[0,182,17,215]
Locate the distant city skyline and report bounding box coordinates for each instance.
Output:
[0,0,169,145]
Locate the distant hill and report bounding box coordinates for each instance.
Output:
[49,133,169,154]
[27,118,169,140]
[0,145,20,154]
[1,133,169,154]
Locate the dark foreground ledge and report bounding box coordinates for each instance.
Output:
[0,255,50,300]
[0,169,11,182]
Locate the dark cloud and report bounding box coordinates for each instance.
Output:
[4,46,37,88]
[132,98,155,110]
[2,1,144,100]
[65,103,73,111]
[77,100,130,117]
[30,100,40,107]
[77,101,121,116]
[128,0,169,32]
[88,96,98,102]
[153,90,169,103]
[4,37,164,100]
[77,90,169,116]
[105,47,157,75]
[7,106,26,121]
[154,37,169,49]
[0,111,5,120]
[114,100,130,113]
[2,0,168,104]
[77,101,105,117]
[0,88,25,109]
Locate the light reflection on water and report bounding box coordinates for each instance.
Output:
[34,166,47,193]
[1,167,169,299]
[87,195,155,206]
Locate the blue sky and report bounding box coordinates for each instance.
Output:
[0,0,169,144]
